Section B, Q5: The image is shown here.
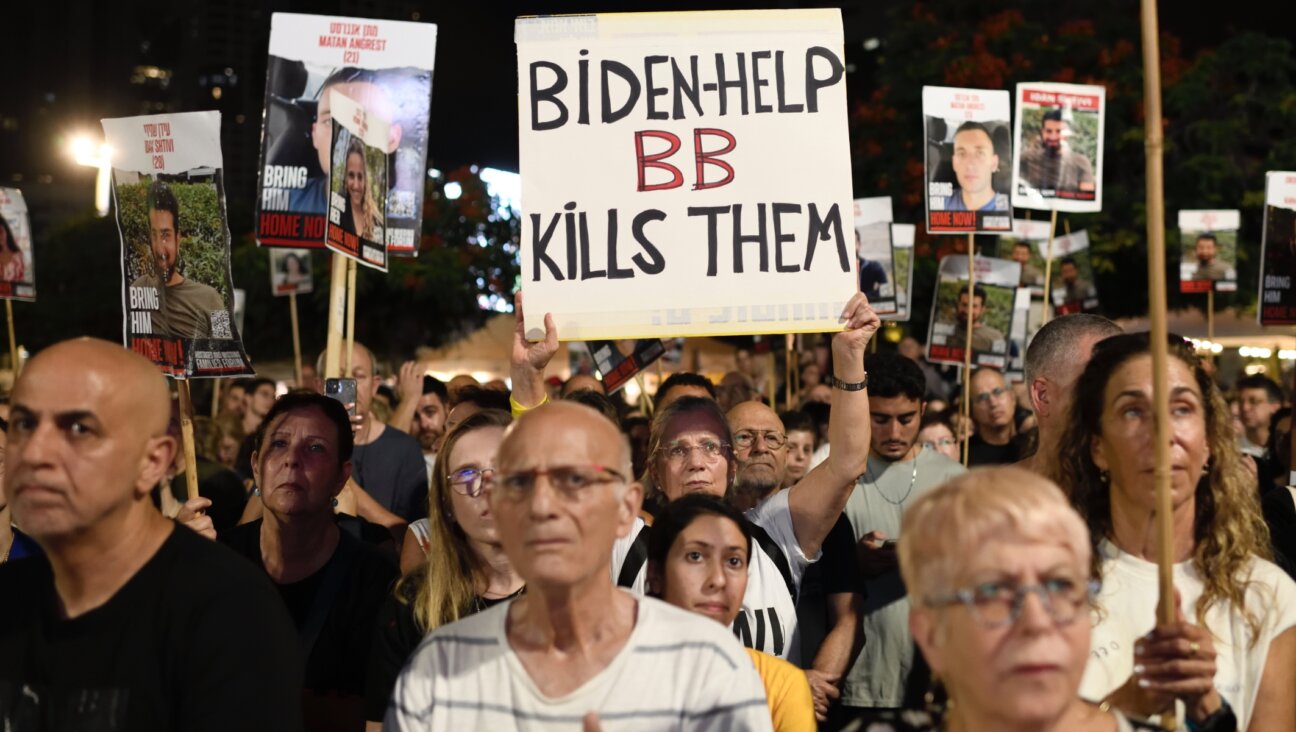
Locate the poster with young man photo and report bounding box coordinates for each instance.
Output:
[923,86,1013,234]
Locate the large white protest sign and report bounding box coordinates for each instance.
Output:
[103,111,254,378]
[923,86,1013,235]
[516,10,856,341]
[1011,82,1105,213]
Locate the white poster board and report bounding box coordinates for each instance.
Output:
[1011,82,1105,213]
[882,223,915,322]
[853,196,896,314]
[926,255,1021,369]
[923,86,1013,234]
[1177,209,1240,294]
[516,10,856,341]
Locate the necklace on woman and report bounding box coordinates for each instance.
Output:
[863,452,920,506]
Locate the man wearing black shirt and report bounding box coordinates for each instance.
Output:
[0,338,302,731]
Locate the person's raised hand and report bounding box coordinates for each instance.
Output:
[176,496,216,541]
[512,290,558,373]
[832,292,881,363]
[398,361,425,404]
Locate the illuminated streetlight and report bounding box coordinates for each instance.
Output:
[68,134,113,217]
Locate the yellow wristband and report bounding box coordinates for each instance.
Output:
[510,393,549,419]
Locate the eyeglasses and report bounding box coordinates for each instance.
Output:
[447,467,496,498]
[927,577,1099,628]
[732,430,787,450]
[922,438,957,450]
[660,439,729,464]
[492,464,627,502]
[973,386,1011,405]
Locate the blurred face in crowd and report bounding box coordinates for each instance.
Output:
[898,337,923,362]
[952,127,998,197]
[657,514,749,626]
[783,429,815,486]
[491,404,640,589]
[253,406,350,520]
[350,345,379,419]
[918,421,960,462]
[1091,355,1209,513]
[415,392,448,452]
[728,403,787,497]
[1237,387,1278,431]
[653,410,733,503]
[562,374,605,397]
[971,370,1015,432]
[870,394,924,461]
[249,383,277,419]
[216,434,239,468]
[223,384,247,417]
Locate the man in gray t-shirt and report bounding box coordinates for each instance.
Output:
[835,353,965,722]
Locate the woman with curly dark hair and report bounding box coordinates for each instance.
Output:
[1051,333,1296,730]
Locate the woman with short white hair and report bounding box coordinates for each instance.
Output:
[851,466,1156,732]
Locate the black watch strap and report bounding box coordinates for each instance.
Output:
[829,373,869,391]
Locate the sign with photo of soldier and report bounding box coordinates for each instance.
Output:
[993,218,1052,295]
[102,111,254,378]
[882,223,915,322]
[854,197,897,314]
[0,187,35,301]
[926,255,1021,369]
[1260,172,1296,325]
[516,10,856,341]
[1048,230,1099,315]
[923,86,1013,234]
[1011,82,1105,213]
[1178,210,1239,295]
[255,13,436,256]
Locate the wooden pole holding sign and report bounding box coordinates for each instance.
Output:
[344,259,358,376]
[290,293,303,387]
[325,253,347,379]
[1140,0,1179,646]
[176,381,200,501]
[210,379,221,419]
[1206,289,1215,364]
[961,233,975,467]
[5,299,18,380]
[1040,208,1060,326]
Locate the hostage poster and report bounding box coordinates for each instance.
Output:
[1178,209,1239,294]
[854,197,897,314]
[102,111,254,379]
[269,248,315,296]
[926,254,1021,369]
[516,10,857,341]
[923,86,1013,234]
[1010,82,1105,213]
[1260,172,1296,325]
[0,187,35,301]
[882,223,915,322]
[325,89,390,270]
[1047,229,1099,315]
[255,13,436,256]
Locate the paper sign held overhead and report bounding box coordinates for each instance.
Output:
[516,10,857,341]
[1011,82,1106,213]
[923,86,1013,234]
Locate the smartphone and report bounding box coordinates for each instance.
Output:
[325,378,358,417]
[882,539,899,548]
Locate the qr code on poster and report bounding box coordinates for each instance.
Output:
[209,310,232,340]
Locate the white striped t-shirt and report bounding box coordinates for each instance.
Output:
[385,594,773,731]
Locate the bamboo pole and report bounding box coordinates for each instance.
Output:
[1040,208,1060,326]
[176,380,200,501]
[290,293,303,387]
[785,333,794,410]
[766,350,776,406]
[1140,0,1177,636]
[325,253,347,379]
[344,259,358,376]
[961,234,975,467]
[1206,289,1215,365]
[5,299,18,380]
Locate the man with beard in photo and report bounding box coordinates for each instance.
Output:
[130,181,226,339]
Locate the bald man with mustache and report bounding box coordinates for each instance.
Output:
[0,338,302,731]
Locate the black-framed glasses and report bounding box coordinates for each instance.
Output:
[447,467,496,498]
[492,464,627,502]
[926,577,1099,628]
[973,386,1011,405]
[732,430,786,450]
[660,439,729,464]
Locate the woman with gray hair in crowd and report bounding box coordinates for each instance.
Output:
[845,466,1156,731]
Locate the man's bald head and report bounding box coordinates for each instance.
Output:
[21,338,171,437]
[502,400,631,480]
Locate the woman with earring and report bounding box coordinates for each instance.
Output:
[363,409,522,731]
[220,391,398,731]
[1053,333,1296,730]
[853,466,1155,731]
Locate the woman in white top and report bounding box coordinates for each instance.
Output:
[1053,332,1296,730]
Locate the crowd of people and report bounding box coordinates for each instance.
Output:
[1,291,1293,731]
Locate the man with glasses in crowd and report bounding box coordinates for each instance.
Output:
[833,352,966,728]
[966,367,1023,466]
[385,402,772,731]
